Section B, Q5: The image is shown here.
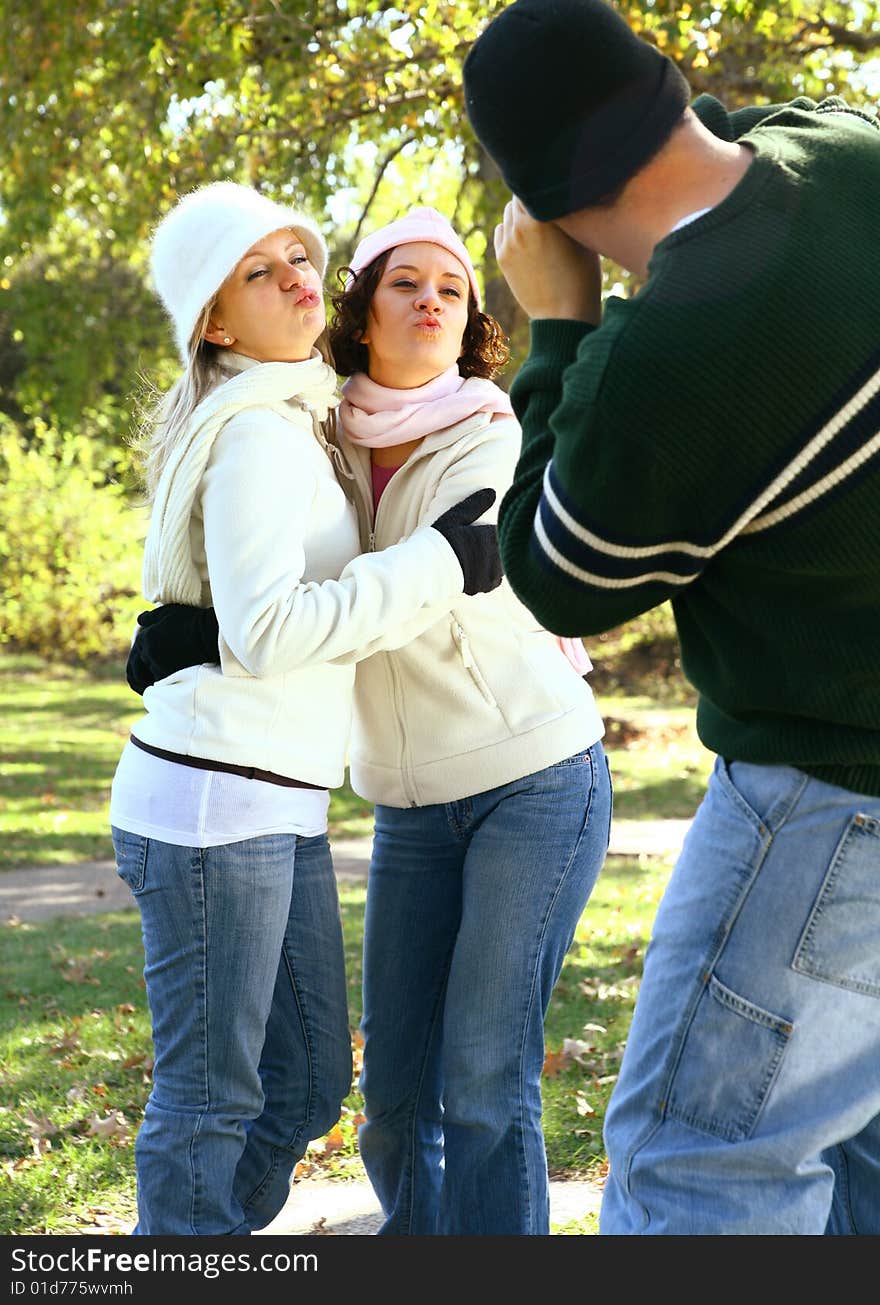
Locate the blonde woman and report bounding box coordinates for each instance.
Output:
[111,182,501,1236]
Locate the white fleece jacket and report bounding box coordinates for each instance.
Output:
[338,409,606,807]
[131,353,465,787]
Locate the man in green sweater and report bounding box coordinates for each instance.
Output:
[464,0,880,1235]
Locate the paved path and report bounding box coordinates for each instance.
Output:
[0,820,690,925]
[255,1166,602,1236]
[80,1165,603,1236]
[3,821,689,1236]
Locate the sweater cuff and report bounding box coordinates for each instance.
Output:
[528,318,597,364]
[510,319,598,430]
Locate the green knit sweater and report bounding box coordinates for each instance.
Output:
[500,95,880,796]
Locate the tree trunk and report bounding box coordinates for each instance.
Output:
[476,147,530,389]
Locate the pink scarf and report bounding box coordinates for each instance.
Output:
[339,366,591,679]
[339,366,513,446]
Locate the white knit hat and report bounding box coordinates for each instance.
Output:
[150,181,328,361]
[347,206,482,309]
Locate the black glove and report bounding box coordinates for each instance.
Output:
[126,604,220,696]
[430,488,502,596]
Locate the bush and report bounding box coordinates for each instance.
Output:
[587,603,692,703]
[0,420,145,661]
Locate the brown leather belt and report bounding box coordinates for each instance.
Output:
[129,734,326,790]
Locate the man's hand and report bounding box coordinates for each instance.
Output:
[494,198,602,324]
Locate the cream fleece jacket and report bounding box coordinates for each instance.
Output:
[131,354,466,787]
[338,410,606,807]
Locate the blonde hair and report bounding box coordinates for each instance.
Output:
[132,301,336,502]
[132,301,224,501]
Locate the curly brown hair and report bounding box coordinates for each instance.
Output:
[328,248,510,380]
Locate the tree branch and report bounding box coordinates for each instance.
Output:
[800,16,880,53]
[347,133,417,257]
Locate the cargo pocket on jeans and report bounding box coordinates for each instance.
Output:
[111,827,148,895]
[792,813,880,998]
[665,974,793,1142]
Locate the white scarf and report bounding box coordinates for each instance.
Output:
[142,351,339,604]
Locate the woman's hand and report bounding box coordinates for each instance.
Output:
[430,488,502,596]
[494,199,602,325]
[126,604,220,696]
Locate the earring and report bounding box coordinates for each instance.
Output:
[223,336,232,345]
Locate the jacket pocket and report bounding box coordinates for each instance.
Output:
[450,618,497,707]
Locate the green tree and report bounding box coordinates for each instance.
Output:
[2,1,879,462]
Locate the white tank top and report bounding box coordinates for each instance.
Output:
[109,739,330,848]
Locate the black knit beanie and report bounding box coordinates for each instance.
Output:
[463,0,691,219]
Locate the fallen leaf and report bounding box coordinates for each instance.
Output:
[86,1212,127,1230]
[86,1112,130,1141]
[321,1124,345,1156]
[51,1031,83,1057]
[60,958,98,985]
[23,1111,58,1140]
[562,1038,595,1064]
[542,1049,569,1077]
[307,1217,334,1235]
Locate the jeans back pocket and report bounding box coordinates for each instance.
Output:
[793,813,880,998]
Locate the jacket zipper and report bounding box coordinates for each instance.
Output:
[452,620,497,707]
[385,654,418,807]
[361,475,416,801]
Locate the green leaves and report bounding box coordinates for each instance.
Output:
[2,0,879,466]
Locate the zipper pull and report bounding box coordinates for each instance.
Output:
[454,621,474,668]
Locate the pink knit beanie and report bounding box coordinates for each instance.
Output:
[347,207,482,309]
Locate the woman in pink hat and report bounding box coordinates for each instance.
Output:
[129,205,611,1236]
[326,207,611,1236]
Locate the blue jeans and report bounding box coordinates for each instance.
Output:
[600,758,880,1235]
[111,828,352,1235]
[358,743,612,1235]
